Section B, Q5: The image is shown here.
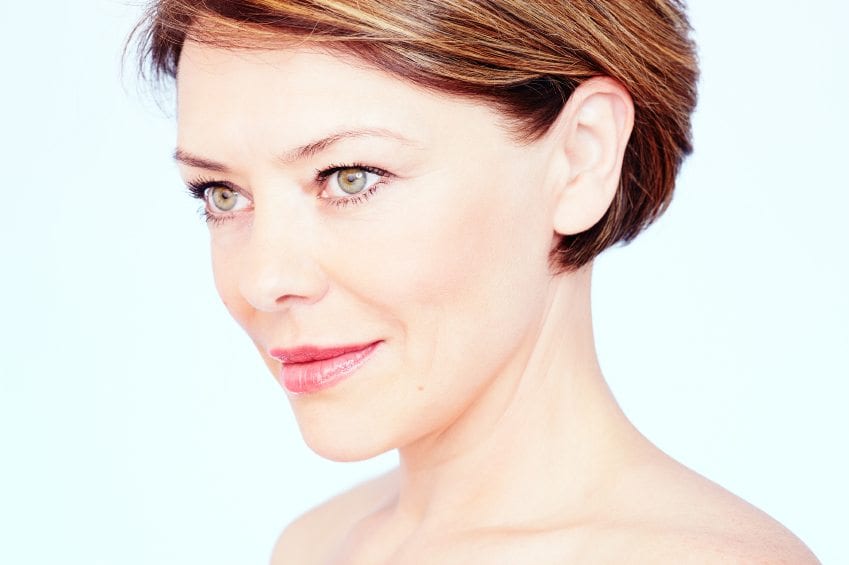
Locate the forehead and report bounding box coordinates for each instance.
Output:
[175,41,505,154]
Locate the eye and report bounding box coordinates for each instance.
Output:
[207,185,244,212]
[186,179,252,223]
[319,165,388,200]
[336,168,370,194]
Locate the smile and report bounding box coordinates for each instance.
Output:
[269,341,382,394]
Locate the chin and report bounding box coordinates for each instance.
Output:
[293,407,397,462]
[308,441,390,463]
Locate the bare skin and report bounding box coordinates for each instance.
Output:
[271,276,818,564]
[173,42,819,565]
[275,469,818,564]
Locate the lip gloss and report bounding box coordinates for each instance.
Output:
[275,341,381,394]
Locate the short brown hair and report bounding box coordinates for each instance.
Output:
[132,0,698,272]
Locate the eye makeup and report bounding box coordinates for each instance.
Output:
[185,177,249,225]
[314,162,393,208]
[184,161,394,223]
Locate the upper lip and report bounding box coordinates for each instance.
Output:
[268,341,380,364]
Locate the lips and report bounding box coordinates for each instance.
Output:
[269,341,381,394]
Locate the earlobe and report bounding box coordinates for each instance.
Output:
[549,77,634,236]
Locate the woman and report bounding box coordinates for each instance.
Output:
[133,1,819,562]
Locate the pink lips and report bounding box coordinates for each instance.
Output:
[269,341,381,394]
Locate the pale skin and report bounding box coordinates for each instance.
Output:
[175,42,819,564]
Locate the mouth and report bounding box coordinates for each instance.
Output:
[269,341,382,394]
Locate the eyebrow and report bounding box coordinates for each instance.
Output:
[173,128,419,172]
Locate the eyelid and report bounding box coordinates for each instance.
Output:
[186,177,242,200]
[185,177,253,223]
[314,163,393,207]
[184,162,393,219]
[314,163,390,182]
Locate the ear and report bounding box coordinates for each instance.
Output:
[545,77,634,236]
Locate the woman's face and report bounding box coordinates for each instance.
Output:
[176,42,564,460]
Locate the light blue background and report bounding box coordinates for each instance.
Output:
[1,1,846,563]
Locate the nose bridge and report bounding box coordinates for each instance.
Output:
[237,194,327,312]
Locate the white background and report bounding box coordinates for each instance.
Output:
[1,1,846,563]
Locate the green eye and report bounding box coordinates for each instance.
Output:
[210,185,238,211]
[336,168,368,194]
[317,164,389,206]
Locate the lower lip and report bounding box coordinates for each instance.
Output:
[279,342,381,395]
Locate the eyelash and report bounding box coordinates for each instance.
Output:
[315,162,390,208]
[185,163,392,224]
[185,177,236,225]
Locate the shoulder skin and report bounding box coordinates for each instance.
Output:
[270,471,397,565]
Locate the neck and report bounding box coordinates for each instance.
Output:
[390,266,647,529]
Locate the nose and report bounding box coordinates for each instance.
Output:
[236,211,328,312]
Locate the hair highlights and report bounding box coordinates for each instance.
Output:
[132,0,698,272]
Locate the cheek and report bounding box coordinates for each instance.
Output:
[324,167,552,390]
[209,240,253,332]
[210,240,285,380]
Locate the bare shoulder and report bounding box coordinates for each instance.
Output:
[629,519,821,565]
[269,469,398,565]
[600,455,821,564]
[618,513,821,564]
